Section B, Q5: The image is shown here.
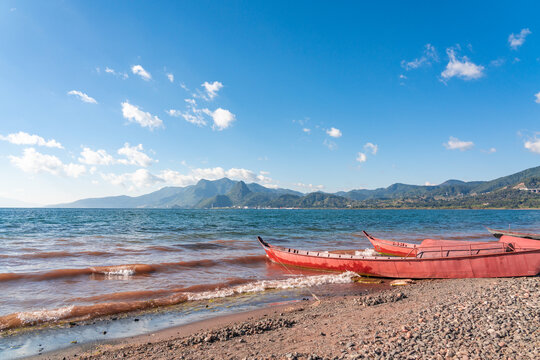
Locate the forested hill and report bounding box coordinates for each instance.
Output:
[51,166,540,209]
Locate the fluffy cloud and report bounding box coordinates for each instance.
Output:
[167,73,174,83]
[356,152,367,163]
[167,99,207,126]
[202,81,223,100]
[302,128,311,134]
[117,143,155,167]
[131,65,152,81]
[203,108,236,130]
[326,127,342,138]
[10,148,85,178]
[534,91,540,104]
[104,167,274,189]
[0,131,63,149]
[102,169,163,190]
[121,101,163,130]
[78,147,115,165]
[444,136,474,151]
[364,142,378,155]
[67,90,97,104]
[441,49,484,81]
[401,44,439,70]
[105,67,128,79]
[508,28,531,50]
[524,139,540,154]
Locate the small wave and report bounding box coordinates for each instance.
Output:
[0,272,358,331]
[0,255,267,283]
[18,251,112,259]
[146,245,183,253]
[0,264,157,283]
[188,271,358,301]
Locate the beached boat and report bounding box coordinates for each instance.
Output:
[487,227,540,240]
[363,231,539,257]
[256,236,540,279]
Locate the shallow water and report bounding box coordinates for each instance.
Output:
[0,209,538,358]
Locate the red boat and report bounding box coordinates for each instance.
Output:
[364,231,540,257]
[487,227,540,240]
[257,236,540,279]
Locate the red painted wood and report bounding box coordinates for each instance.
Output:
[257,237,540,279]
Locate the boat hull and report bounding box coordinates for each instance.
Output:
[487,228,540,240]
[258,237,540,279]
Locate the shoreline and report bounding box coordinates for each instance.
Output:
[29,276,539,359]
[29,299,308,360]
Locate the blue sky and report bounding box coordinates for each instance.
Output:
[0,1,539,204]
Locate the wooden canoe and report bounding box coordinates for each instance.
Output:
[487,227,540,240]
[257,236,540,279]
[364,231,539,257]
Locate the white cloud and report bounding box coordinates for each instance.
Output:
[508,28,531,50]
[441,48,484,81]
[105,67,128,79]
[294,183,324,191]
[0,131,63,149]
[201,81,223,100]
[524,139,540,154]
[102,169,163,190]
[203,108,236,130]
[117,143,155,167]
[104,166,275,190]
[490,58,505,67]
[401,44,438,70]
[302,128,311,134]
[180,83,190,92]
[364,142,378,155]
[167,73,174,83]
[9,148,85,178]
[326,127,342,138]
[356,152,367,163]
[63,163,87,178]
[131,65,152,81]
[424,181,435,186]
[78,147,115,165]
[444,136,474,151]
[167,99,207,126]
[67,90,97,104]
[323,139,337,150]
[121,101,163,130]
[399,74,407,79]
[534,91,540,104]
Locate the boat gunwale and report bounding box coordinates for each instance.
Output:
[257,237,540,262]
[487,227,540,240]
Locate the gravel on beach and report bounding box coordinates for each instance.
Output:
[41,276,539,360]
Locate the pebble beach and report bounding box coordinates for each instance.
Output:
[33,276,539,360]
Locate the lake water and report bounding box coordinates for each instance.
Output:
[0,209,538,358]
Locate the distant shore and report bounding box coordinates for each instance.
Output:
[32,276,539,360]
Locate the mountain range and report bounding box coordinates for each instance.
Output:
[49,166,540,209]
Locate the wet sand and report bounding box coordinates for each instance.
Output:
[31,276,539,359]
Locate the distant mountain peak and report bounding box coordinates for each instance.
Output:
[227,181,252,202]
[46,166,540,209]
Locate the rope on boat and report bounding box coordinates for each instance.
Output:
[268,242,321,304]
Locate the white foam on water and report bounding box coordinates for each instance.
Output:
[90,266,136,278]
[17,305,74,325]
[355,248,377,256]
[187,271,359,301]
